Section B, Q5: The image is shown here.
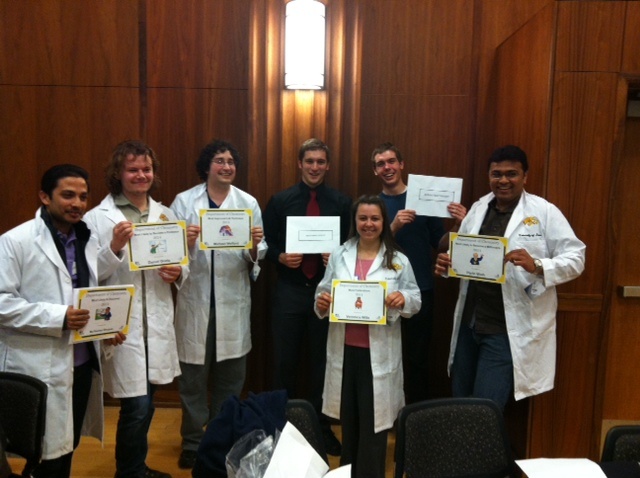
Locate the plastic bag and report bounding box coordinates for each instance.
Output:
[226,429,275,478]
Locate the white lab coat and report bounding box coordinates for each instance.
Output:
[0,210,103,459]
[170,184,267,363]
[448,190,586,400]
[314,238,421,432]
[84,195,182,397]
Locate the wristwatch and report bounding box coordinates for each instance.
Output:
[533,258,543,275]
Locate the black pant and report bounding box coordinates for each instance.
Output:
[271,279,329,426]
[401,290,434,403]
[340,346,388,478]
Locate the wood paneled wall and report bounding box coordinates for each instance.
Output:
[2,0,640,461]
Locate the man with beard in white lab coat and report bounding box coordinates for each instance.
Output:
[0,164,118,478]
[435,145,586,411]
[170,140,267,469]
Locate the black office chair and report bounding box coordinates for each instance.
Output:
[0,372,48,477]
[285,399,328,464]
[394,398,514,478]
[601,425,640,462]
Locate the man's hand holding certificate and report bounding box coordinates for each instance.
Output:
[70,285,135,343]
[406,174,463,218]
[448,233,509,283]
[128,220,188,271]
[286,216,340,253]
[199,209,253,249]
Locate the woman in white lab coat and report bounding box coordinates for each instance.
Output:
[315,195,421,478]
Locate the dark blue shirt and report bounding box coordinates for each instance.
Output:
[380,191,445,291]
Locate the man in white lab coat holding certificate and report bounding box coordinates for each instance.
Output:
[435,145,585,410]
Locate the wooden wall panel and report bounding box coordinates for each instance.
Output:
[0,87,39,232]
[247,0,284,208]
[145,88,250,205]
[547,72,617,296]
[0,86,140,234]
[473,0,553,198]
[146,0,250,89]
[555,1,625,73]
[0,1,138,86]
[358,94,474,201]
[602,116,640,419]
[529,311,602,457]
[487,2,555,198]
[360,0,473,96]
[622,2,640,74]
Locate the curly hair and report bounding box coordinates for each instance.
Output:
[105,140,160,196]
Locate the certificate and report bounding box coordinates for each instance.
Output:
[329,280,387,325]
[70,285,135,343]
[128,221,188,271]
[406,174,463,218]
[199,209,253,250]
[286,216,340,254]
[448,233,508,283]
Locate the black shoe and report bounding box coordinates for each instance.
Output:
[178,450,198,469]
[144,467,172,478]
[323,429,342,456]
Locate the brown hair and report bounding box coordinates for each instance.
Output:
[105,140,160,196]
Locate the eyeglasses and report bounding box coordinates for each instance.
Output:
[211,158,236,167]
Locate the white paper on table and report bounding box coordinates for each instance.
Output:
[516,458,608,478]
[263,422,329,478]
[406,174,463,218]
[286,216,340,254]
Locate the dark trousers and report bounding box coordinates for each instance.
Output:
[340,346,388,478]
[115,382,157,478]
[33,361,94,478]
[271,279,330,427]
[401,289,434,403]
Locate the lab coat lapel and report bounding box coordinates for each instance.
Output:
[504,192,528,239]
[35,214,69,277]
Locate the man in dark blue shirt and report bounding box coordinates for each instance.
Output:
[263,138,351,456]
[372,142,465,403]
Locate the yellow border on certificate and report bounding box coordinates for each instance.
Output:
[448,232,509,284]
[329,279,387,325]
[72,285,135,342]
[128,221,189,271]
[198,209,253,250]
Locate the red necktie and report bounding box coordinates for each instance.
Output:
[301,190,320,279]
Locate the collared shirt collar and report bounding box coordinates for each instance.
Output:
[114,193,149,223]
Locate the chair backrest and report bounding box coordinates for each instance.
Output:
[285,399,328,464]
[394,398,514,478]
[0,372,48,477]
[601,425,640,462]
